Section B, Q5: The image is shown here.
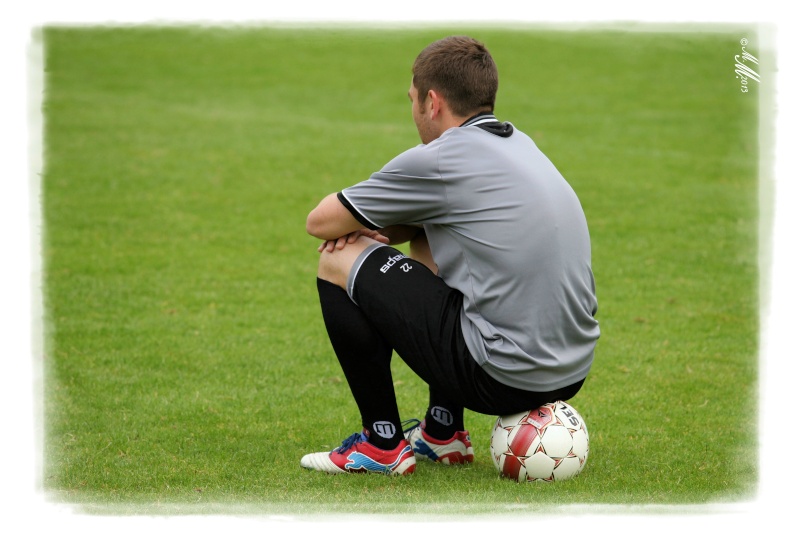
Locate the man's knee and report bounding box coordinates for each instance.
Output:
[316,248,347,288]
[316,236,380,289]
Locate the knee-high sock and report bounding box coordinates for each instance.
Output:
[316,278,403,450]
[424,389,465,440]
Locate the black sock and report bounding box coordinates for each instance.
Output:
[316,278,403,450]
[423,390,465,441]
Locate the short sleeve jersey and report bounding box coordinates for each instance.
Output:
[339,114,599,392]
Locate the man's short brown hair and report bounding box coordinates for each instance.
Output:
[412,36,498,117]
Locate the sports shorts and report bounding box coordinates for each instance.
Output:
[347,243,584,415]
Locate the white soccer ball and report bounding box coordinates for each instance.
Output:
[490,401,589,482]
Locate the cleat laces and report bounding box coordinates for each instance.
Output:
[335,432,367,452]
[401,418,422,434]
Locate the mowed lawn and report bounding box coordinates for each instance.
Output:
[39,25,761,514]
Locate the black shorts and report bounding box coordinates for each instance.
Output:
[348,244,583,416]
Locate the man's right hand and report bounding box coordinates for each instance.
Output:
[317,229,390,253]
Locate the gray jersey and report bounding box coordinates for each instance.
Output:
[339,114,599,392]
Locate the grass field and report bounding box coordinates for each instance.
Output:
[39,24,762,516]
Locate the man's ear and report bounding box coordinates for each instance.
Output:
[427,89,443,119]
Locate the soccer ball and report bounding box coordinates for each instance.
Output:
[490,401,589,482]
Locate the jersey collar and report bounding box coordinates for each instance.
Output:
[460,112,514,138]
[460,112,498,127]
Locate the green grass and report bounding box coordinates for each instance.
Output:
[39,25,761,515]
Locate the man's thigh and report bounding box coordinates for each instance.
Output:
[348,244,468,395]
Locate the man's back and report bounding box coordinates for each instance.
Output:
[341,117,599,392]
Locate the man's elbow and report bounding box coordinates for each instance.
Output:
[306,210,325,239]
[306,209,340,240]
[306,193,362,240]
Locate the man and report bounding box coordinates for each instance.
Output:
[302,36,599,476]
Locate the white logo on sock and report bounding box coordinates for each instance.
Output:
[373,421,396,439]
[431,406,453,426]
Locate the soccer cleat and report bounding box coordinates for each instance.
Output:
[300,431,416,475]
[403,419,474,465]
